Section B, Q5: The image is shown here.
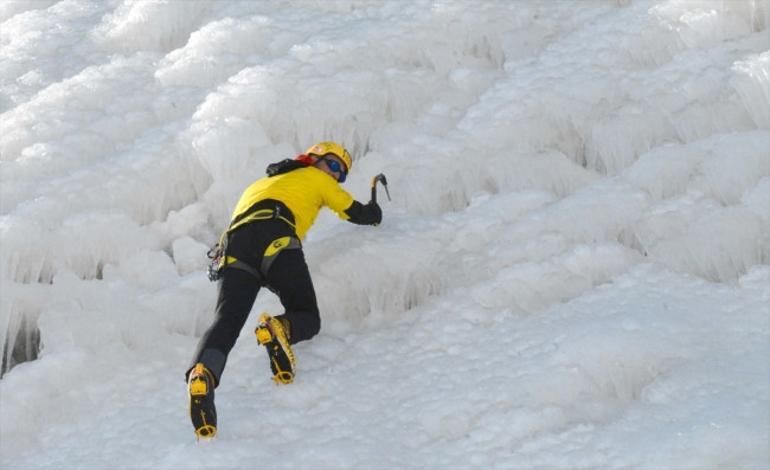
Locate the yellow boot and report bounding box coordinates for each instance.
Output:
[255,313,296,384]
[188,363,217,439]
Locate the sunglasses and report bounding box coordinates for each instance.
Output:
[322,157,347,183]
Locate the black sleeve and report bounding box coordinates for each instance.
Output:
[344,201,382,226]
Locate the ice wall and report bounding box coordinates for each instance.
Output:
[0,1,768,464]
[0,0,767,367]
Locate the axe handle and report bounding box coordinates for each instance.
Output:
[370,174,389,204]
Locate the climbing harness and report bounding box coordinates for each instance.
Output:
[207,200,301,283]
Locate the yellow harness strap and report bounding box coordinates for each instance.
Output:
[228,209,296,234]
[260,236,302,276]
[218,235,301,281]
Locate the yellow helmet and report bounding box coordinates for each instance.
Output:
[305,141,352,172]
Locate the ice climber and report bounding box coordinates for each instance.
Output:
[185,142,382,439]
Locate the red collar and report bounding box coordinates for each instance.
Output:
[294,154,314,166]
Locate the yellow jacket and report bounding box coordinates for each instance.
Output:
[231,166,355,240]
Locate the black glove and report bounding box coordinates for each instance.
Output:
[366,201,382,225]
[345,200,382,226]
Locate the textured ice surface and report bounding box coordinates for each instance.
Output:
[1,1,768,469]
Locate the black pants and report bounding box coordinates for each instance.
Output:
[188,219,320,385]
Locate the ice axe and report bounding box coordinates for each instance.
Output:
[370,173,391,204]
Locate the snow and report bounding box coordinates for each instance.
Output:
[1,0,768,469]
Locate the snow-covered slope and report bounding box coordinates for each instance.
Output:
[1,1,768,469]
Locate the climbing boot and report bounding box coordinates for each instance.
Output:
[255,313,296,384]
[188,363,217,439]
